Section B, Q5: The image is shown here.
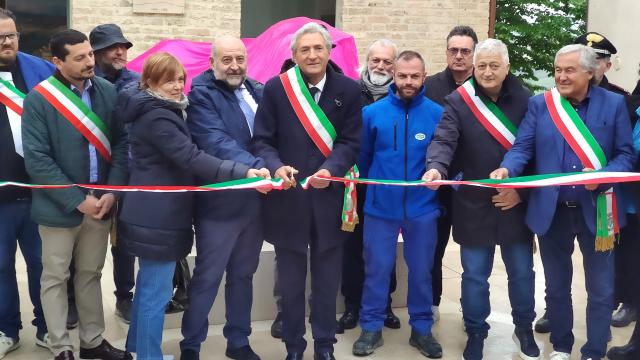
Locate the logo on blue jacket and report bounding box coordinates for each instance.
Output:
[415,133,426,141]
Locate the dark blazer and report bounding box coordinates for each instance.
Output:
[117,88,250,261]
[252,66,361,253]
[427,74,533,246]
[501,86,636,236]
[187,69,265,220]
[424,67,464,106]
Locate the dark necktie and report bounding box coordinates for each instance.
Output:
[309,86,320,103]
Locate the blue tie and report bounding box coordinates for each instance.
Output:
[235,88,255,135]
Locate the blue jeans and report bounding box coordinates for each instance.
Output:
[0,199,46,339]
[539,206,614,359]
[460,242,535,336]
[360,211,438,335]
[126,258,175,360]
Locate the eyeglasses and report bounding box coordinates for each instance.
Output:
[0,32,19,43]
[447,47,473,57]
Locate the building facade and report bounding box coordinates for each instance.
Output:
[67,0,489,74]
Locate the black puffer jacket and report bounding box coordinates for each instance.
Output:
[117,87,250,261]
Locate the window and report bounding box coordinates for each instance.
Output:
[241,0,336,38]
[5,0,68,59]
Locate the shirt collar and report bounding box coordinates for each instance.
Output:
[70,78,93,94]
[308,73,327,92]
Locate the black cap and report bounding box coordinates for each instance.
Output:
[574,32,617,58]
[89,24,133,52]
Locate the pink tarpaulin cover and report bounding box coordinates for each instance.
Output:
[127,17,360,93]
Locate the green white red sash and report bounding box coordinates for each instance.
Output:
[280,66,359,231]
[33,76,112,162]
[0,78,26,156]
[544,87,618,250]
[457,78,517,149]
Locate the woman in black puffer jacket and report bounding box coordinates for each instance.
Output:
[117,52,268,360]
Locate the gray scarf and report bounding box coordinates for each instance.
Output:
[361,70,392,100]
[145,89,190,120]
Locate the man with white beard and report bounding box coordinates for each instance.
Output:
[337,39,402,333]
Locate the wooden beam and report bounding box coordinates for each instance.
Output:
[489,0,497,38]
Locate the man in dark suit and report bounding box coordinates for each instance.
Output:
[179,36,266,360]
[423,25,478,320]
[252,22,361,360]
[424,39,538,360]
[491,44,636,360]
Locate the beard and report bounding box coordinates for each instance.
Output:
[215,68,246,89]
[369,70,392,86]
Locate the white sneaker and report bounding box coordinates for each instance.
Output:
[432,306,440,323]
[549,351,571,360]
[35,332,50,350]
[0,331,20,359]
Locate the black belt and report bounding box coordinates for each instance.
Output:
[560,201,580,208]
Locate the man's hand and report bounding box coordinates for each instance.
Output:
[309,169,331,189]
[583,167,598,191]
[422,169,443,190]
[489,168,509,180]
[275,165,298,190]
[247,168,272,194]
[77,194,100,216]
[94,193,116,220]
[492,189,522,210]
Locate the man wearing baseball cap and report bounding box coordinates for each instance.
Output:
[89,24,139,92]
[89,23,140,324]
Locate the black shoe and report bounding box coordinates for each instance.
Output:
[384,308,401,329]
[285,353,303,360]
[463,333,485,360]
[409,330,442,359]
[513,327,540,359]
[166,298,187,314]
[612,304,637,328]
[67,303,79,330]
[313,352,335,360]
[55,350,75,360]
[607,341,639,360]
[79,339,132,360]
[533,311,550,334]
[115,298,132,324]
[338,309,359,331]
[271,313,283,339]
[181,349,200,360]
[335,320,344,335]
[225,345,260,360]
[352,330,383,356]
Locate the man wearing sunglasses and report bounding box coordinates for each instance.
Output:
[424,25,478,324]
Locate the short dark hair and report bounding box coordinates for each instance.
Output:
[446,25,478,46]
[0,9,16,22]
[50,29,88,61]
[396,50,425,71]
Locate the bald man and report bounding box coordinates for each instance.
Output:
[179,36,265,360]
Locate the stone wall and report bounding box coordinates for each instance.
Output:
[337,0,490,75]
[71,0,490,71]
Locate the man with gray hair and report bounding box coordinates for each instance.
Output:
[252,22,361,360]
[179,35,266,360]
[424,38,537,360]
[490,44,636,360]
[337,38,400,333]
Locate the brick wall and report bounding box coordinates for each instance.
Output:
[337,0,490,75]
[70,0,241,58]
[71,0,490,71]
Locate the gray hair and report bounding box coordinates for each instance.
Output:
[555,44,599,73]
[473,38,509,65]
[290,22,332,53]
[365,39,398,62]
[359,39,398,77]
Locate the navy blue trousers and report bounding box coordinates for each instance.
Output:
[180,216,262,352]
